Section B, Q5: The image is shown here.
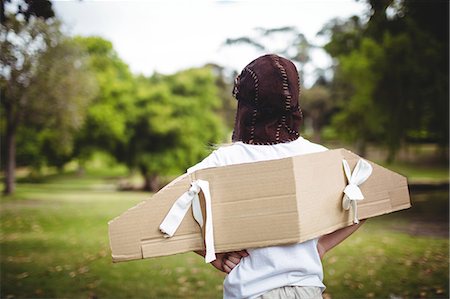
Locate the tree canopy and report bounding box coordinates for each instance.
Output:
[321,0,449,159]
[72,36,135,163]
[1,9,96,193]
[124,68,226,191]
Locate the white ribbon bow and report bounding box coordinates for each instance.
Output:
[342,159,373,224]
[159,179,216,263]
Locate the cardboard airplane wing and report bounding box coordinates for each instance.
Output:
[108,148,411,263]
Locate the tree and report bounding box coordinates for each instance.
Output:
[321,0,449,160]
[124,68,226,191]
[1,0,54,25]
[329,38,386,156]
[373,0,449,160]
[19,37,96,170]
[204,63,237,130]
[72,36,135,166]
[70,37,228,191]
[301,83,333,143]
[223,27,315,84]
[0,14,96,194]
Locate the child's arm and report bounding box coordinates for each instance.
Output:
[195,250,248,273]
[317,219,366,259]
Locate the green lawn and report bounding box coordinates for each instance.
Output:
[1,172,448,299]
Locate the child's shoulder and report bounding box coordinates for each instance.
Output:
[295,137,328,153]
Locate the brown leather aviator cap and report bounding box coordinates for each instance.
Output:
[231,54,303,145]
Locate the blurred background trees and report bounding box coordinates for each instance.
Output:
[224,26,314,85]
[1,0,448,195]
[321,0,449,160]
[72,36,135,171]
[1,1,96,194]
[120,68,225,191]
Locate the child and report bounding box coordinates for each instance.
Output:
[191,54,364,299]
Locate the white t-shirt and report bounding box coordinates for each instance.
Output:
[187,137,328,299]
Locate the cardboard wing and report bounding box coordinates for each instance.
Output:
[108,148,411,263]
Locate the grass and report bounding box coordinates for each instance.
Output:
[377,162,449,182]
[1,172,448,299]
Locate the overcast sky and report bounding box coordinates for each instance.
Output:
[53,0,368,86]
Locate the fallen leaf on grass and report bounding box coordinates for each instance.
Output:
[7,256,31,263]
[78,266,89,274]
[322,293,332,299]
[327,256,338,264]
[31,223,43,233]
[186,256,196,265]
[84,253,96,261]
[160,269,171,275]
[435,288,444,294]
[190,268,200,274]
[98,249,107,258]
[16,272,29,279]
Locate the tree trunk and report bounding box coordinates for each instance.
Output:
[144,173,160,192]
[355,139,367,157]
[311,116,321,143]
[4,104,16,195]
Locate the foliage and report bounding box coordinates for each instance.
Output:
[124,68,226,190]
[321,0,449,160]
[2,31,230,192]
[24,38,96,168]
[318,16,365,58]
[72,36,135,163]
[71,37,227,191]
[301,83,333,142]
[224,26,314,83]
[205,63,237,130]
[1,0,54,24]
[0,13,96,193]
[329,37,386,154]
[1,172,448,298]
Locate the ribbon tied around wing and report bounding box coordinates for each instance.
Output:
[342,159,373,224]
[159,179,216,263]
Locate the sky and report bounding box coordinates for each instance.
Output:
[53,0,368,87]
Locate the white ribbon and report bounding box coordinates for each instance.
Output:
[159,179,216,263]
[342,159,373,224]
